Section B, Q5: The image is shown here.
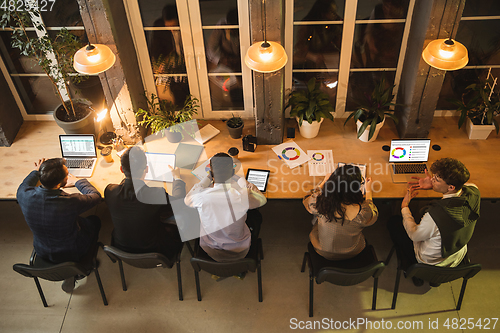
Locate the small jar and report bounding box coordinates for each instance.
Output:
[101,146,113,163]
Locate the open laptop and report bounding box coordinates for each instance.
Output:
[59,134,98,178]
[389,139,431,183]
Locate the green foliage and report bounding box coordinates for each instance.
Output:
[226,114,243,128]
[448,77,500,134]
[0,9,86,119]
[344,76,399,140]
[136,93,199,135]
[285,77,334,126]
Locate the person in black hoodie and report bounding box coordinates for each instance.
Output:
[387,158,480,286]
[105,146,185,258]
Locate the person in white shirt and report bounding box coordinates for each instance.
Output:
[184,153,267,262]
[387,158,480,286]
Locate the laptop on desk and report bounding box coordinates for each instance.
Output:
[389,139,431,183]
[59,134,97,178]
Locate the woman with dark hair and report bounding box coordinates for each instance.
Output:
[303,165,378,260]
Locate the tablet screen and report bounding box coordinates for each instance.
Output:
[246,169,270,192]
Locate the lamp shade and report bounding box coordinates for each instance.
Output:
[422,39,468,71]
[73,44,116,75]
[244,41,288,73]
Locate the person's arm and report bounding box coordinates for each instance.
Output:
[184,176,211,208]
[169,166,186,199]
[402,210,436,242]
[303,188,321,215]
[408,169,432,190]
[73,179,103,213]
[244,179,267,209]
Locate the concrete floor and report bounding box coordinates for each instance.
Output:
[0,198,499,333]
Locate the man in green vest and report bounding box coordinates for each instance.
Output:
[387,158,480,286]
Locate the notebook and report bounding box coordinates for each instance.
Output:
[389,139,431,183]
[194,124,220,144]
[59,134,97,178]
[144,152,176,182]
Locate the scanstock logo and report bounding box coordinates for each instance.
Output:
[129,120,248,241]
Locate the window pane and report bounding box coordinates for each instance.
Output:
[292,25,342,70]
[456,20,500,67]
[291,72,337,111]
[351,23,404,68]
[209,75,243,111]
[146,28,186,75]
[1,31,44,74]
[199,0,238,26]
[69,76,106,111]
[41,0,83,27]
[16,76,61,114]
[346,71,396,111]
[356,0,409,20]
[204,28,241,73]
[155,76,190,109]
[138,0,179,27]
[294,0,345,21]
[463,1,500,17]
[436,68,500,110]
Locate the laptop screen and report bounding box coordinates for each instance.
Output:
[389,139,430,163]
[59,135,97,158]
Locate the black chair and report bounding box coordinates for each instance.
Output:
[12,242,108,307]
[301,243,385,317]
[103,241,191,301]
[386,246,482,310]
[190,238,264,302]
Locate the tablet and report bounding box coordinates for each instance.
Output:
[144,152,176,182]
[246,168,271,192]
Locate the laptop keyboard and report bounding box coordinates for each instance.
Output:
[67,159,94,169]
[393,163,427,174]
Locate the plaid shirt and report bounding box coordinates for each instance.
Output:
[17,170,103,263]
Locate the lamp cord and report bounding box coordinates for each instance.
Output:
[262,0,267,43]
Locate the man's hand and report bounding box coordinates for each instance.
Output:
[34,158,46,171]
[402,186,419,209]
[408,169,432,190]
[168,165,181,180]
[64,173,78,188]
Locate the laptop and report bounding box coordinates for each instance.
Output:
[59,134,98,178]
[389,139,431,183]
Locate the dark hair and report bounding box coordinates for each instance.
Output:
[315,165,364,224]
[210,152,234,183]
[430,158,470,190]
[39,158,66,189]
[162,4,179,23]
[121,146,147,178]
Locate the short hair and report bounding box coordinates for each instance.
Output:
[162,4,179,23]
[430,157,470,190]
[210,152,234,183]
[39,158,66,188]
[121,146,147,178]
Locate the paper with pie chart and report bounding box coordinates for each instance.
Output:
[272,141,310,169]
[307,150,334,176]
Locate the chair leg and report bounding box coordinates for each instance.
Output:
[301,252,308,272]
[176,260,183,301]
[118,260,127,291]
[259,239,264,260]
[385,246,395,265]
[456,278,468,310]
[185,242,194,257]
[194,270,202,301]
[309,276,314,317]
[391,267,402,309]
[33,277,48,307]
[257,262,263,302]
[94,267,108,306]
[372,277,378,310]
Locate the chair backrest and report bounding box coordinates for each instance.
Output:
[317,262,386,285]
[103,245,174,269]
[190,258,257,277]
[407,263,482,284]
[13,262,87,282]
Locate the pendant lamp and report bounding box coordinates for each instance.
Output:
[244,0,287,73]
[421,7,468,71]
[74,43,116,75]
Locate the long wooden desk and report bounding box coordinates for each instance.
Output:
[0,117,498,199]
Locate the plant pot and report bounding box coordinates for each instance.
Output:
[165,128,183,143]
[296,117,324,139]
[227,122,244,139]
[53,101,96,135]
[465,118,495,140]
[356,118,385,142]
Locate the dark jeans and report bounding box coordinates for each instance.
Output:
[387,215,418,271]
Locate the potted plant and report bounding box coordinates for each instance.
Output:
[285,77,334,139]
[344,76,398,142]
[449,76,500,140]
[136,93,199,143]
[226,114,244,139]
[0,10,96,134]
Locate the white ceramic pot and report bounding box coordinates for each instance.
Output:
[356,117,385,142]
[465,118,495,140]
[296,117,324,139]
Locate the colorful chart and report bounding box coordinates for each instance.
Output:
[312,153,325,161]
[391,147,406,159]
[281,147,300,161]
